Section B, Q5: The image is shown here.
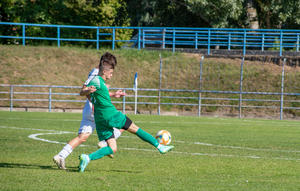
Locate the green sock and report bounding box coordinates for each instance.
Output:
[89,146,113,161]
[136,128,159,147]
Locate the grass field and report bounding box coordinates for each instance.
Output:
[1,111,300,191]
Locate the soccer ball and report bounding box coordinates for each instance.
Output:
[155,130,171,145]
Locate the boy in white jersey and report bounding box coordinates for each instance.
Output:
[53,67,125,170]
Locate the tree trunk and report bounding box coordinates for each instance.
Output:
[246,0,259,29]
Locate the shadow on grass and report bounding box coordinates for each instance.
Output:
[67,167,143,173]
[0,162,78,171]
[100,169,143,174]
[0,162,143,174]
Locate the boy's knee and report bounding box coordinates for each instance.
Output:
[108,142,117,153]
[79,138,87,143]
[110,146,117,153]
[78,133,90,143]
[127,123,139,134]
[107,137,117,153]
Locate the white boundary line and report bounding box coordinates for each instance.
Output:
[0,117,81,122]
[1,125,300,161]
[28,132,70,145]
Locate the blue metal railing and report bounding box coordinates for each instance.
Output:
[1,22,300,56]
[0,51,299,119]
[0,84,299,120]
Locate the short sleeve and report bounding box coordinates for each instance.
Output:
[83,68,99,86]
[87,76,101,89]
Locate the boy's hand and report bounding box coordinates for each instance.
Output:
[112,90,127,98]
[80,85,96,96]
[87,86,97,93]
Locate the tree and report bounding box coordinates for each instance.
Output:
[0,0,132,46]
[126,0,299,29]
[246,0,259,29]
[185,0,245,28]
[125,0,215,27]
[185,0,300,29]
[254,0,300,29]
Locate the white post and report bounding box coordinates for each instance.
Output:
[134,72,138,115]
[280,58,286,120]
[198,56,204,117]
[10,85,14,111]
[158,54,162,115]
[239,57,245,119]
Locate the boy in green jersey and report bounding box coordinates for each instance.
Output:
[79,52,174,172]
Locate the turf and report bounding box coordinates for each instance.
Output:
[1,111,300,191]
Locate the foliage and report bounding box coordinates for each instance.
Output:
[0,0,130,26]
[254,0,300,29]
[185,0,245,28]
[125,0,217,27]
[0,0,131,46]
[125,0,300,29]
[0,0,299,46]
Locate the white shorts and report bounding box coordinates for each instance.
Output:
[78,119,96,134]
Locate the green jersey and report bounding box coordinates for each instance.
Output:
[87,75,126,140]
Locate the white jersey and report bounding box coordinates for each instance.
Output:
[84,68,99,86]
[82,68,99,122]
[82,99,94,122]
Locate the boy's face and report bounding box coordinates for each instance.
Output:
[102,69,114,80]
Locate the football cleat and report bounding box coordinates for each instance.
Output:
[78,154,90,172]
[157,144,174,154]
[53,155,66,170]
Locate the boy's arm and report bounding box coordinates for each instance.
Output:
[110,90,127,98]
[106,84,126,98]
[80,85,96,96]
[80,83,126,98]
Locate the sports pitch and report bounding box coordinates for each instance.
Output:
[1,111,300,191]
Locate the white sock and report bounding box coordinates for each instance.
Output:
[58,144,73,159]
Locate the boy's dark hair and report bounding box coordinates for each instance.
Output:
[99,52,117,72]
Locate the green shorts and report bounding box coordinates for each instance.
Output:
[95,111,127,141]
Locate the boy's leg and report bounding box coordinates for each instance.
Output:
[126,122,174,154]
[90,138,116,160]
[98,128,123,148]
[79,121,116,173]
[127,123,159,147]
[54,133,91,169]
[79,138,115,172]
[69,133,91,149]
[98,129,122,158]
[54,120,94,169]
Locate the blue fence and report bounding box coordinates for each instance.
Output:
[0,57,300,120]
[1,83,299,120]
[1,22,299,56]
